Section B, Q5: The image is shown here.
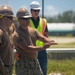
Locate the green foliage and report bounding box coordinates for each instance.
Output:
[47,36,75,75]
[47,59,75,75]
[50,42,75,48]
[46,10,75,23]
[48,36,75,48]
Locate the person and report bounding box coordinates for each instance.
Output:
[7,23,16,36]
[6,23,16,50]
[13,7,57,75]
[0,5,14,75]
[30,1,48,75]
[6,23,16,71]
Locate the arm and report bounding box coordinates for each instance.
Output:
[14,34,51,52]
[0,30,7,75]
[0,29,3,47]
[36,30,57,45]
[44,25,48,37]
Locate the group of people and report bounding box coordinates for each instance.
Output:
[0,1,57,75]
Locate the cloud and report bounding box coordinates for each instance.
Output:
[45,5,60,17]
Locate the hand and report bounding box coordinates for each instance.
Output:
[48,40,57,45]
[43,43,51,50]
[49,41,57,45]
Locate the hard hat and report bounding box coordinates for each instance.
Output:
[30,1,41,10]
[16,7,31,18]
[0,5,14,17]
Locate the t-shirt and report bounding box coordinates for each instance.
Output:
[13,26,43,60]
[0,29,13,66]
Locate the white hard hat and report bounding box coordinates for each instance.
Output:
[30,1,41,10]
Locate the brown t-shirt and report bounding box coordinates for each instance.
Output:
[0,29,13,66]
[13,26,42,60]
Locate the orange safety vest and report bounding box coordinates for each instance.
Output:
[30,18,47,46]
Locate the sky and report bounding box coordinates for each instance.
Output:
[0,0,75,17]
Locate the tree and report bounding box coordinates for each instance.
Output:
[46,10,75,23]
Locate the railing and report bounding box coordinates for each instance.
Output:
[13,48,75,53]
[46,48,75,53]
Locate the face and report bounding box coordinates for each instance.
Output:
[18,18,30,28]
[31,9,40,18]
[3,16,13,28]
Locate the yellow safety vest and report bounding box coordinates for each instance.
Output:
[30,18,47,46]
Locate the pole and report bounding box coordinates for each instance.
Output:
[42,0,44,18]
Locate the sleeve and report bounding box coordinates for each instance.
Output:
[43,19,48,37]
[42,18,48,33]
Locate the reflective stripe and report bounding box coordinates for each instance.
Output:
[30,18,47,46]
[30,18,42,34]
[42,18,47,35]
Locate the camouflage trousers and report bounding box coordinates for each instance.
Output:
[0,66,12,75]
[15,57,43,75]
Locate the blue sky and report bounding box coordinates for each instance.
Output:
[0,0,75,17]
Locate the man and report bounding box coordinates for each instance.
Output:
[0,5,14,75]
[6,23,16,49]
[30,1,48,75]
[13,7,57,75]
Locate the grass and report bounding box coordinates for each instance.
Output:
[47,59,75,75]
[12,36,75,75]
[13,59,75,75]
[49,36,75,48]
[47,36,75,75]
[50,42,75,48]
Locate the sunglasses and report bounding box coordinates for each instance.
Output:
[19,18,30,20]
[32,10,40,12]
[0,15,13,20]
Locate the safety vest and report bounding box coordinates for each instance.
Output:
[30,18,47,46]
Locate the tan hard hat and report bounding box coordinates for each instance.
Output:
[16,7,31,18]
[0,5,14,17]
